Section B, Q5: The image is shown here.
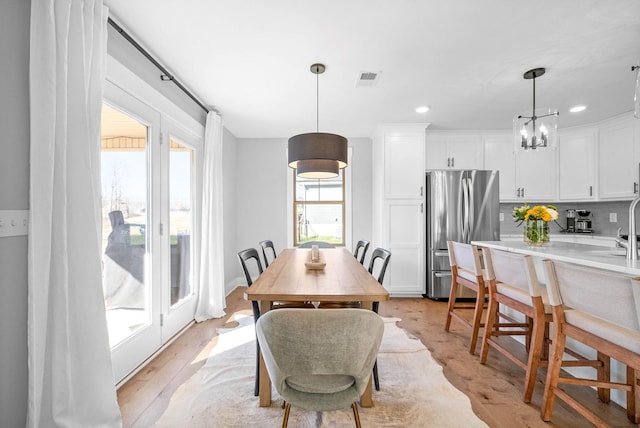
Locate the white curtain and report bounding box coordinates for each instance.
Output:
[28,0,121,426]
[195,112,227,322]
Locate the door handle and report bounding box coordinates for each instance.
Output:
[521,187,525,198]
[589,185,593,197]
[447,157,451,167]
[451,157,455,168]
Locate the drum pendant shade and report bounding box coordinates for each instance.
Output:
[288,64,348,179]
[288,132,348,179]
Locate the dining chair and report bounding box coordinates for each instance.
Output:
[367,247,391,391]
[540,260,640,425]
[256,308,384,428]
[445,241,487,355]
[353,240,370,265]
[259,239,277,268]
[237,248,265,396]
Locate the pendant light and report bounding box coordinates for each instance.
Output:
[633,64,640,119]
[513,67,559,150]
[288,63,348,179]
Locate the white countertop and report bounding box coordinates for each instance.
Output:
[471,240,640,276]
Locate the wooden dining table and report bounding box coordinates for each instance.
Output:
[244,247,390,407]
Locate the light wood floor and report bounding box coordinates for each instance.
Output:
[117,288,637,427]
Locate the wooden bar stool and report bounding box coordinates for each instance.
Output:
[479,248,553,403]
[541,260,640,426]
[445,241,487,355]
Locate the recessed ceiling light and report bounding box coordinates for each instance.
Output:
[415,105,430,114]
[569,105,587,113]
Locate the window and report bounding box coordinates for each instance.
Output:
[293,170,345,246]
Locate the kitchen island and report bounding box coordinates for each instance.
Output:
[471,240,640,276]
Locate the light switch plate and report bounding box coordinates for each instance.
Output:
[0,210,29,237]
[609,213,617,223]
[499,212,505,222]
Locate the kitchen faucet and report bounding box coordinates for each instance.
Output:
[615,195,640,260]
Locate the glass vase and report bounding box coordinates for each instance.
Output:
[523,219,549,246]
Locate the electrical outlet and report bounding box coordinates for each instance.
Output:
[609,213,617,223]
[0,210,29,237]
[499,213,505,222]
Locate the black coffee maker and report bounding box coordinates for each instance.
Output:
[566,209,576,232]
[576,210,592,232]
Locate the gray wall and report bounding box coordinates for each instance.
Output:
[222,128,239,291]
[0,0,30,426]
[234,137,373,270]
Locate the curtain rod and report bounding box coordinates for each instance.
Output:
[107,17,210,114]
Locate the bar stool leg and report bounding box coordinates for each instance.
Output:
[627,366,639,423]
[597,351,611,403]
[469,286,485,355]
[444,276,459,332]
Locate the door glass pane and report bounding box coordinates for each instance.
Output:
[100,104,149,347]
[169,138,193,306]
[295,203,343,245]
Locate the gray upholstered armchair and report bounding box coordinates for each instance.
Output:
[255,308,384,428]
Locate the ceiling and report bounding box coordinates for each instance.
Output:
[104,0,640,139]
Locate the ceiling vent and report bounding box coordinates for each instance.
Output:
[356,71,381,87]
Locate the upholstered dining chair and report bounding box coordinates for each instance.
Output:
[256,308,384,428]
[445,241,487,355]
[259,239,277,268]
[541,260,640,425]
[353,240,370,265]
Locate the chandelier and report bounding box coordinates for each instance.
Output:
[513,67,559,150]
[288,63,348,179]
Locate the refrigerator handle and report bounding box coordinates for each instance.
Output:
[461,177,470,242]
[467,176,475,239]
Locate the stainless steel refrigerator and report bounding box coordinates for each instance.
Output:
[425,170,500,299]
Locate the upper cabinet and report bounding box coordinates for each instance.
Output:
[515,148,557,201]
[484,135,517,200]
[425,133,484,170]
[384,132,426,199]
[597,115,639,199]
[482,133,557,202]
[558,127,596,200]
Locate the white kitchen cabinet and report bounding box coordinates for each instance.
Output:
[425,133,484,170]
[516,148,557,201]
[598,115,639,199]
[483,134,557,202]
[372,124,427,296]
[558,127,596,200]
[484,135,517,200]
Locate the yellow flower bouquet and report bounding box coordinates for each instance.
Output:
[513,204,558,246]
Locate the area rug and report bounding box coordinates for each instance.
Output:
[154,313,489,427]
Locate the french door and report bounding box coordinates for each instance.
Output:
[100,81,200,383]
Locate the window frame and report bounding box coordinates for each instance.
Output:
[292,171,346,247]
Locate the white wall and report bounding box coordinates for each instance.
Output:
[0,0,29,425]
[234,137,373,274]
